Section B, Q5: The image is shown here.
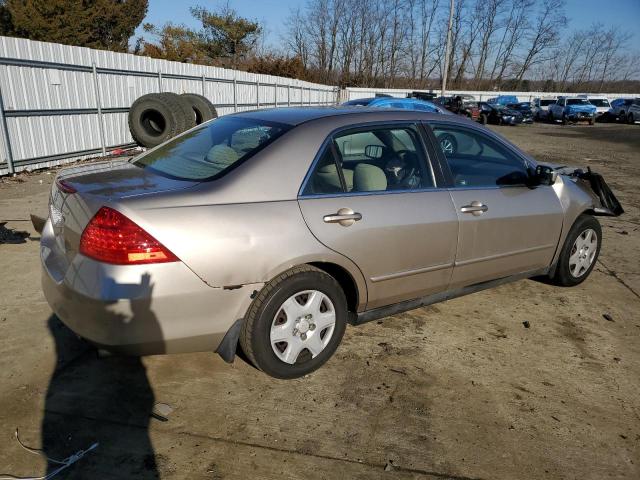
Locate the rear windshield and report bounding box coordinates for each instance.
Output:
[589,99,610,107]
[567,99,590,105]
[133,117,291,181]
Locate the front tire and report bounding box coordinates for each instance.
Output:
[628,113,635,124]
[550,214,601,287]
[239,265,348,379]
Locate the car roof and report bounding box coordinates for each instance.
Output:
[229,106,454,126]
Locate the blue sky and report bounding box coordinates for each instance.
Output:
[135,0,640,51]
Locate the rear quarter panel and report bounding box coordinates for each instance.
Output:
[114,196,368,309]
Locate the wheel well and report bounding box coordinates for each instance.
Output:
[309,262,359,312]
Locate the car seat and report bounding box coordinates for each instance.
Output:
[354,163,387,192]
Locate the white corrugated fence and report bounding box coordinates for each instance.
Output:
[0,36,339,175]
[343,87,640,103]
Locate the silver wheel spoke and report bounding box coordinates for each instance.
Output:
[305,290,324,314]
[281,296,303,320]
[569,250,580,266]
[305,333,325,357]
[283,339,304,364]
[270,324,292,344]
[314,312,335,331]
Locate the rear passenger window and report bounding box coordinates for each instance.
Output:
[302,148,345,195]
[302,124,434,196]
[431,125,529,188]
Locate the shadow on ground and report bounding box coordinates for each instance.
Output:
[41,283,163,480]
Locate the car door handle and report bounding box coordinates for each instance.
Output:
[460,201,488,216]
[323,207,362,226]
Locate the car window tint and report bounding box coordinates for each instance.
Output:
[302,147,345,195]
[134,117,290,181]
[334,125,434,193]
[431,125,529,188]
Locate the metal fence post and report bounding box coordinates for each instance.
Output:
[0,83,15,174]
[201,74,206,96]
[158,71,162,92]
[92,63,107,156]
[233,78,238,112]
[256,81,260,109]
[274,82,278,108]
[287,84,291,106]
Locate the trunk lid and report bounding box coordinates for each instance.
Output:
[56,159,197,198]
[48,160,198,264]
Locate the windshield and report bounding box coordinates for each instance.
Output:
[540,99,556,106]
[133,117,291,181]
[589,99,610,107]
[567,99,590,106]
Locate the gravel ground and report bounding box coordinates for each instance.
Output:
[0,122,638,480]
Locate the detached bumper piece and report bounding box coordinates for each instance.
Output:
[573,167,624,216]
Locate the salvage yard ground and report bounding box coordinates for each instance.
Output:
[0,122,638,480]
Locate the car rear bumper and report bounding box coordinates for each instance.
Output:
[40,218,260,355]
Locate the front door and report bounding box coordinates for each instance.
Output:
[298,123,458,309]
[428,122,564,289]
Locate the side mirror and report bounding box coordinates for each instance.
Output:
[364,144,383,159]
[530,165,557,186]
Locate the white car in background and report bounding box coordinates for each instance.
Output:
[533,97,557,120]
[582,96,611,119]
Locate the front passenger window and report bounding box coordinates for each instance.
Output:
[432,125,529,188]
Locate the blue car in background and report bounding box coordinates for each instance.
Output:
[548,97,597,125]
[488,95,519,106]
[342,96,449,114]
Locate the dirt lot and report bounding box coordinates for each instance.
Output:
[0,122,638,480]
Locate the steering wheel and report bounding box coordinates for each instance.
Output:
[438,133,458,155]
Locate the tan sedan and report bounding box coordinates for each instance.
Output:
[40,108,621,378]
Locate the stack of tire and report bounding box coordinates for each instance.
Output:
[128,92,218,148]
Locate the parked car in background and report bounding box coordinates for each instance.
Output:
[609,98,628,120]
[582,96,611,120]
[342,96,448,113]
[533,97,558,120]
[406,91,437,102]
[478,102,523,125]
[506,102,534,123]
[40,107,622,379]
[488,95,519,106]
[611,98,640,123]
[626,99,640,124]
[548,97,596,125]
[434,95,480,120]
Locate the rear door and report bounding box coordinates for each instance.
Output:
[427,122,564,289]
[298,122,458,310]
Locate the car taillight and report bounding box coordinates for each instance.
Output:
[79,206,178,265]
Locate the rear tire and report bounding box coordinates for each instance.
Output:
[550,214,601,287]
[628,113,635,124]
[180,93,218,125]
[239,265,348,379]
